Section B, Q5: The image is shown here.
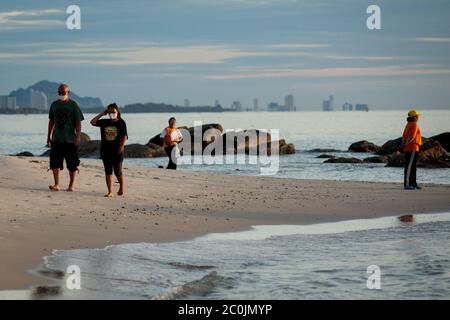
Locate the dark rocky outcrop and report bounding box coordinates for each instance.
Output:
[348,140,381,153]
[377,137,403,155]
[124,144,157,158]
[386,140,450,168]
[363,156,388,163]
[429,132,450,152]
[80,132,91,143]
[307,148,341,153]
[317,154,335,159]
[377,133,450,156]
[324,157,363,164]
[15,151,34,157]
[148,123,224,156]
[39,125,296,159]
[279,139,296,155]
[78,140,101,158]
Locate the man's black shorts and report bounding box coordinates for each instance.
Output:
[102,153,124,177]
[49,142,80,172]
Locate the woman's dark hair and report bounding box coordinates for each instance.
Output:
[168,117,176,124]
[406,116,415,122]
[107,103,121,119]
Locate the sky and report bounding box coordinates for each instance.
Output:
[1,0,450,110]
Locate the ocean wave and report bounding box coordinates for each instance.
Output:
[150,271,230,300]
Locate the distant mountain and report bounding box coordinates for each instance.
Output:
[9,80,103,109]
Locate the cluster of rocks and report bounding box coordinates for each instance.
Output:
[36,123,296,159]
[320,132,450,168]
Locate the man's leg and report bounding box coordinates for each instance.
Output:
[50,168,61,191]
[49,143,62,191]
[66,143,80,192]
[67,170,77,192]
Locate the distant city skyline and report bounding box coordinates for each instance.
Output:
[1,1,450,110]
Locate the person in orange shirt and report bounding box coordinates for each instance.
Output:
[401,109,422,190]
[160,117,183,169]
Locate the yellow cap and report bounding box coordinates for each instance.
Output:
[408,109,420,117]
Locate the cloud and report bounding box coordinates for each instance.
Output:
[411,37,450,43]
[270,43,330,49]
[321,54,413,61]
[0,41,325,65]
[182,0,297,6]
[0,9,63,29]
[204,64,450,80]
[0,43,271,65]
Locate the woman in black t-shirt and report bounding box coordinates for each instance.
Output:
[91,103,128,197]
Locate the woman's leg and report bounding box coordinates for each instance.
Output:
[113,154,124,196]
[102,157,114,197]
[117,175,124,196]
[105,174,113,197]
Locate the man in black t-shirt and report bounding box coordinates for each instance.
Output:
[91,103,128,197]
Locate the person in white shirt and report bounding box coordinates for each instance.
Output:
[160,117,183,169]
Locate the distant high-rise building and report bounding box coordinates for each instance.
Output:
[285,94,295,111]
[253,98,259,111]
[322,95,334,111]
[342,102,353,111]
[267,102,289,112]
[355,104,369,112]
[215,99,220,107]
[0,96,8,109]
[30,90,48,110]
[184,98,190,108]
[0,95,17,110]
[231,101,242,111]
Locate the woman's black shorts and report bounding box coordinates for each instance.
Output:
[102,153,124,177]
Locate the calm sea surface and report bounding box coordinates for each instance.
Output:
[1,110,449,183]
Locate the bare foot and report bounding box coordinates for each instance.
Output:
[49,185,60,192]
[66,186,75,192]
[104,193,113,198]
[117,190,124,196]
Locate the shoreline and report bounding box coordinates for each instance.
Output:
[1,155,450,291]
[4,211,450,300]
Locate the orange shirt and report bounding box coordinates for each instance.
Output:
[402,122,422,152]
[160,127,182,147]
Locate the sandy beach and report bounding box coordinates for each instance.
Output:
[1,154,450,290]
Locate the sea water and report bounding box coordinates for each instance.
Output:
[0,110,449,184]
[32,213,450,300]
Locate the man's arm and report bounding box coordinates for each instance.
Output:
[47,119,55,147]
[74,121,81,147]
